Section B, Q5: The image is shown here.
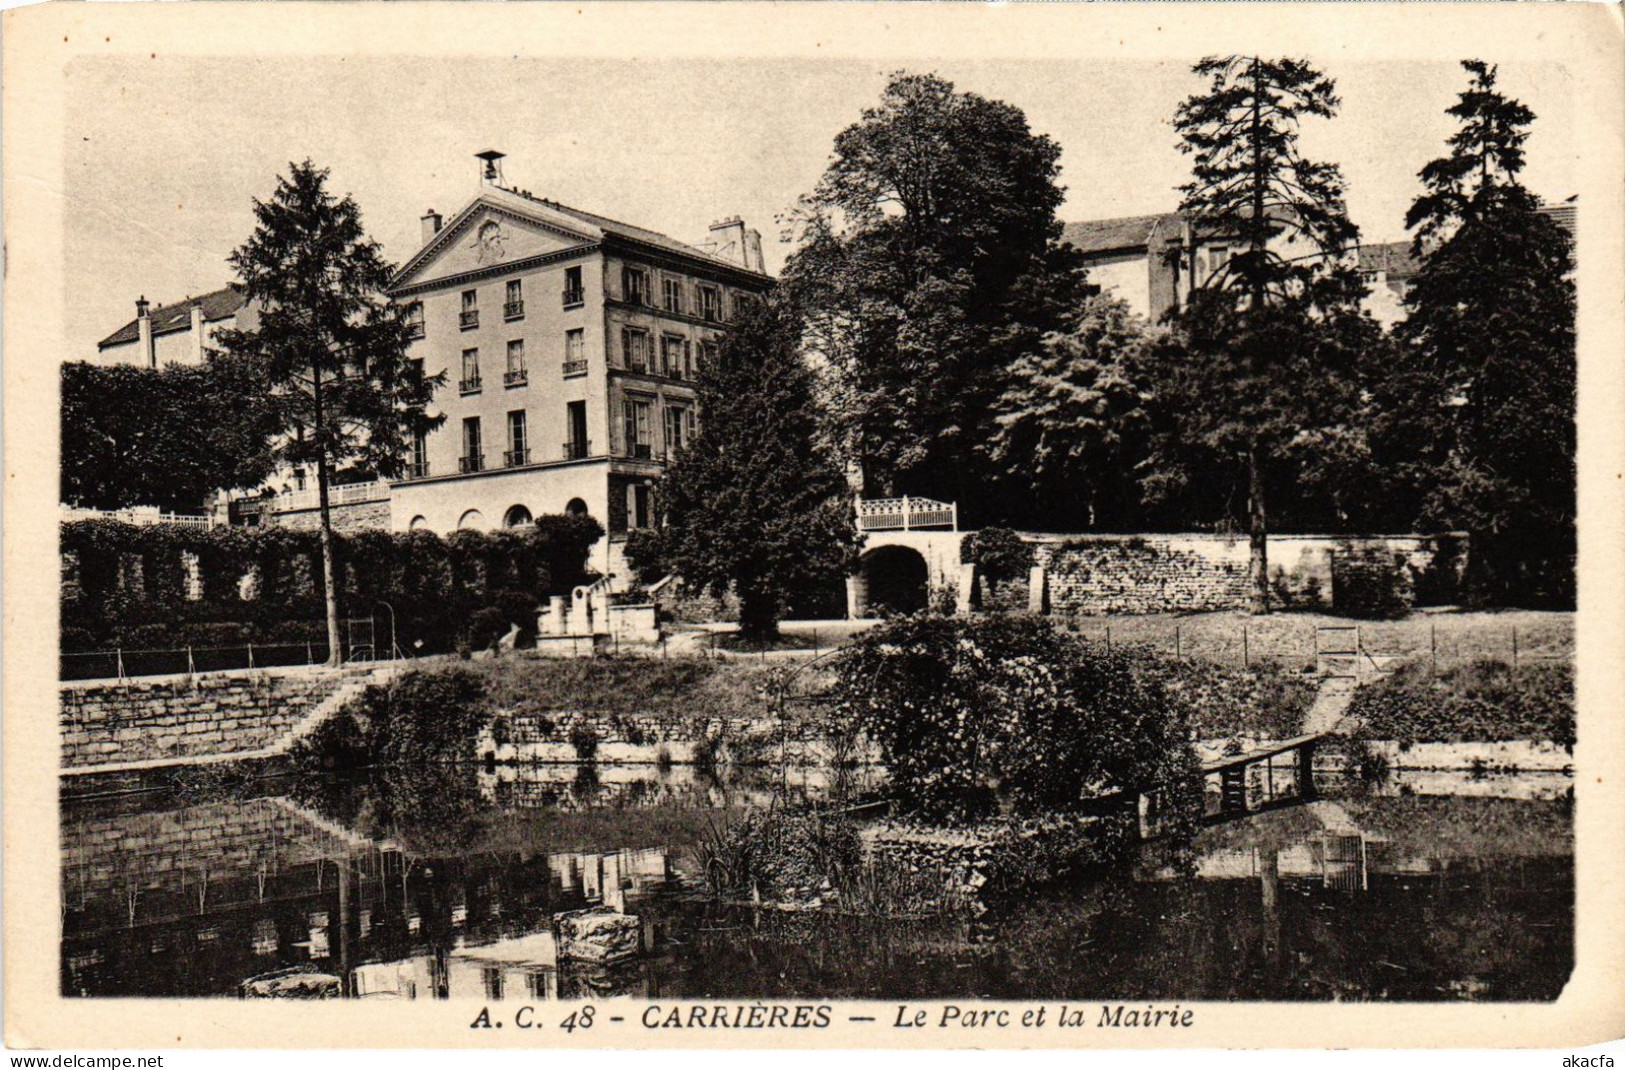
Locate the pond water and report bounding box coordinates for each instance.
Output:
[60,763,1572,1002]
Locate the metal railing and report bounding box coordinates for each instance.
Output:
[563,440,591,461]
[503,448,531,468]
[459,310,480,330]
[405,322,426,340]
[504,369,528,387]
[61,641,338,682]
[459,376,483,395]
[235,480,390,516]
[562,288,585,307]
[562,358,588,377]
[459,453,485,474]
[503,300,525,320]
[405,461,430,480]
[855,496,958,532]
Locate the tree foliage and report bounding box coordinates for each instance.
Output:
[1146,56,1366,611]
[1383,61,1575,606]
[60,356,279,512]
[985,295,1153,530]
[829,616,1199,823]
[216,160,443,660]
[780,72,1091,517]
[639,299,857,640]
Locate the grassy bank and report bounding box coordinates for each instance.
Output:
[1141,660,1317,740]
[1346,659,1574,745]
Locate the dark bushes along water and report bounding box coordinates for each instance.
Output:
[1347,658,1574,745]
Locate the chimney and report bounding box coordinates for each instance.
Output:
[706,217,748,268]
[136,296,155,369]
[421,208,443,245]
[742,225,765,274]
[475,149,507,188]
[190,301,205,365]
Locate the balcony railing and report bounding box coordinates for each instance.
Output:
[563,287,585,307]
[562,358,588,377]
[504,300,525,321]
[503,448,531,468]
[459,310,480,330]
[855,496,958,532]
[233,480,392,516]
[628,443,653,461]
[459,376,483,395]
[563,439,590,461]
[406,461,430,480]
[624,359,648,374]
[405,322,426,340]
[64,505,217,528]
[504,369,528,388]
[459,454,485,474]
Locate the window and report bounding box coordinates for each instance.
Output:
[662,277,684,314]
[621,398,652,459]
[505,339,527,386]
[563,265,584,306]
[505,410,529,466]
[460,348,481,393]
[563,328,586,376]
[664,405,692,455]
[622,266,649,306]
[1207,246,1229,278]
[409,429,429,479]
[660,334,686,378]
[293,468,307,492]
[732,292,757,320]
[698,339,719,372]
[698,285,722,322]
[461,417,484,473]
[565,401,588,459]
[405,302,425,340]
[628,483,653,529]
[460,289,479,329]
[482,967,504,1001]
[504,279,524,320]
[621,327,650,372]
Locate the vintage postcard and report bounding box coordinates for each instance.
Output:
[4,0,1623,1052]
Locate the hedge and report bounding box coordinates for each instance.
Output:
[1346,658,1574,745]
[60,515,602,653]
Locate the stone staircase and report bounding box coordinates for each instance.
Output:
[256,664,398,759]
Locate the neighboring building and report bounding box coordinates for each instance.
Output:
[386,151,773,585]
[1064,195,1577,328]
[95,285,257,367]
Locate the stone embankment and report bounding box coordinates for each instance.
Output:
[60,665,394,774]
[480,709,873,766]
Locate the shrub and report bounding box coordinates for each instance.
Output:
[289,666,491,769]
[828,616,1199,822]
[699,809,860,899]
[569,722,601,762]
[960,527,1033,589]
[1348,658,1574,745]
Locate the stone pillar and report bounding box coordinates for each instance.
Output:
[1027,564,1048,615]
[845,573,867,620]
[956,562,976,615]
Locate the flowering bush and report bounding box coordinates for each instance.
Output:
[828,616,1199,822]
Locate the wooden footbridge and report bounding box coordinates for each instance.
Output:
[1200,733,1324,823]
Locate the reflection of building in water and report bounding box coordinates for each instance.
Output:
[60,792,676,999]
[447,932,559,1001]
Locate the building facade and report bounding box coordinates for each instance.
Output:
[96,286,258,367]
[385,154,773,585]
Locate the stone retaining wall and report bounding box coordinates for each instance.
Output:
[481,708,867,766]
[1028,533,1462,616]
[60,668,354,770]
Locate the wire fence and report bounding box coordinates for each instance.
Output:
[59,641,356,682]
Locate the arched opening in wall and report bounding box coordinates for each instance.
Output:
[408,515,429,531]
[859,545,929,618]
[503,504,533,529]
[458,509,488,532]
[565,498,589,518]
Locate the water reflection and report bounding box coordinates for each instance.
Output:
[60,765,1572,1001]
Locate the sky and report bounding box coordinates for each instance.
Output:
[63,54,1577,360]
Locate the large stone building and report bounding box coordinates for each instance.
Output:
[95,286,258,367]
[1063,195,1576,328]
[385,152,773,584]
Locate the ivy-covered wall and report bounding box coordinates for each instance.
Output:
[60,516,603,653]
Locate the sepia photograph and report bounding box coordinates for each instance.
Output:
[4,0,1623,1052]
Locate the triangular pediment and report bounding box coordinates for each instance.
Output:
[394,191,601,289]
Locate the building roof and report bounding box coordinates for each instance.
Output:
[98,285,248,349]
[508,189,762,275]
[1061,213,1180,257]
[1356,241,1422,278]
[1539,198,1577,241]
